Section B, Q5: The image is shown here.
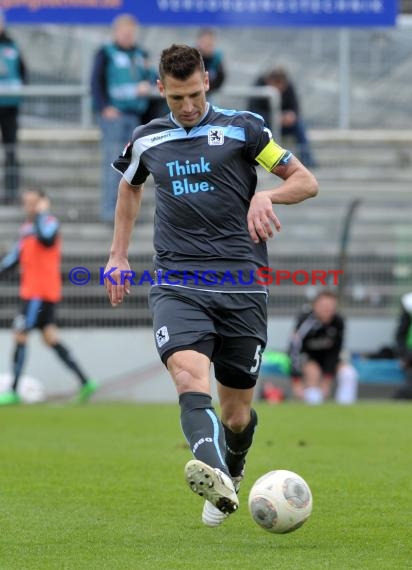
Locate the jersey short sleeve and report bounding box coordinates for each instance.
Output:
[243,112,292,172]
[111,125,150,186]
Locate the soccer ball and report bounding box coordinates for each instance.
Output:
[248,469,313,534]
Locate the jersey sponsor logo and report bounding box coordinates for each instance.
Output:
[171,179,215,195]
[166,157,211,176]
[208,128,224,146]
[166,157,215,196]
[156,325,169,348]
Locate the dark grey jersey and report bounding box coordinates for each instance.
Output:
[113,104,291,292]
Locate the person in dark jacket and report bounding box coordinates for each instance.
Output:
[393,292,412,400]
[248,67,315,167]
[196,28,226,94]
[91,13,157,222]
[0,9,27,204]
[289,291,344,403]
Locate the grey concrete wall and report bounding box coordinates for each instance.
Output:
[0,316,396,402]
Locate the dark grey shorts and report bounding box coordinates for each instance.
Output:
[14,299,57,332]
[149,285,268,389]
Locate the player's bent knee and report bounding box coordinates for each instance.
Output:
[167,350,211,394]
[42,331,58,346]
[303,360,322,375]
[14,331,27,344]
[302,360,322,384]
[223,410,251,433]
[174,369,202,393]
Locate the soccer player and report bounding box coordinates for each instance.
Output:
[289,290,345,404]
[104,44,318,526]
[0,188,97,405]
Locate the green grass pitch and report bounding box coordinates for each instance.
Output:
[0,402,411,569]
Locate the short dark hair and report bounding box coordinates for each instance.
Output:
[24,187,46,199]
[159,44,205,82]
[313,290,337,303]
[266,67,289,84]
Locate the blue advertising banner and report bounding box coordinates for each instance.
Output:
[1,0,397,27]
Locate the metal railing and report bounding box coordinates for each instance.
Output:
[0,251,411,328]
[1,194,411,327]
[0,85,279,129]
[9,20,412,130]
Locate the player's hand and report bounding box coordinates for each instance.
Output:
[281,111,297,127]
[36,196,50,213]
[247,190,281,244]
[102,106,120,119]
[104,256,132,307]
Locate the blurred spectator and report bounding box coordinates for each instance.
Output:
[289,291,357,404]
[91,13,157,222]
[0,188,97,406]
[248,67,315,167]
[393,291,412,400]
[0,9,27,204]
[196,28,226,94]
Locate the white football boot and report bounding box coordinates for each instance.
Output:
[185,460,239,526]
[201,469,245,527]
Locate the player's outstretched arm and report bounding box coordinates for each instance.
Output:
[247,156,318,244]
[0,242,20,276]
[105,177,144,307]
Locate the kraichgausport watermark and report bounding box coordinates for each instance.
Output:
[68,267,343,287]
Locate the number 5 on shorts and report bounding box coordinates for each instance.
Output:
[250,344,262,374]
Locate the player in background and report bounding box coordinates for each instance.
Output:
[0,189,97,405]
[104,44,318,526]
[289,290,358,404]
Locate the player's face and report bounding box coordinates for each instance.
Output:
[22,192,40,219]
[313,296,337,324]
[158,70,209,128]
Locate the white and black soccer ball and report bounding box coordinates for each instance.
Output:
[248,469,313,534]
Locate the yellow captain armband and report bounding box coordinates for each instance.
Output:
[255,139,289,172]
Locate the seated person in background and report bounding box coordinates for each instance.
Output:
[393,291,412,400]
[289,291,357,404]
[248,67,315,168]
[196,28,226,94]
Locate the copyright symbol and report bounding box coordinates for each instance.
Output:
[69,266,91,285]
